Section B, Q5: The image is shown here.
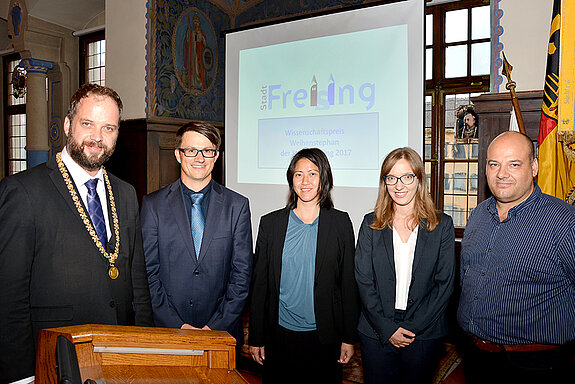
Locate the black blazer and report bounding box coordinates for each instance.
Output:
[249,207,360,348]
[354,212,455,345]
[0,157,153,383]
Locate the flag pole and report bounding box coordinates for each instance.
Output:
[501,52,526,134]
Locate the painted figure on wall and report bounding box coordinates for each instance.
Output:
[173,7,217,96]
[184,14,207,90]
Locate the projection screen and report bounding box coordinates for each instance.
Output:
[225,0,424,236]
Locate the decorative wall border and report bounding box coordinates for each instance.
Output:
[492,0,504,92]
[145,0,151,118]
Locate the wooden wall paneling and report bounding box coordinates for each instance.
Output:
[145,119,181,196]
[146,129,161,196]
[157,131,180,189]
[107,119,148,203]
[471,90,543,202]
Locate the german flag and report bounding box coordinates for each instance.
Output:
[537,0,575,203]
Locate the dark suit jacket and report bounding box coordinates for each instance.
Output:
[354,212,455,345]
[141,179,252,342]
[0,157,153,383]
[249,207,360,348]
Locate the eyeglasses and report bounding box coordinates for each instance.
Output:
[384,173,416,186]
[178,148,218,158]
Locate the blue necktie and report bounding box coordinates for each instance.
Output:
[85,178,107,248]
[190,193,205,258]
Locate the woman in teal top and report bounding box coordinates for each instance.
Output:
[249,148,360,384]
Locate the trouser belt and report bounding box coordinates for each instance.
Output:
[472,336,559,353]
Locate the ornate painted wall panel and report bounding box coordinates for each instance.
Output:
[148,0,230,122]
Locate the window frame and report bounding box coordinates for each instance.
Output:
[425,0,490,236]
[3,53,27,176]
[79,30,105,86]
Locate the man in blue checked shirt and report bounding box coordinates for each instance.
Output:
[458,131,575,383]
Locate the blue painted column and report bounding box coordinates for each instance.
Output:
[20,58,54,168]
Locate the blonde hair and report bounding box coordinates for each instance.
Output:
[370,147,440,231]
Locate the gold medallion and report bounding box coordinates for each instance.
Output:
[56,152,122,281]
[108,266,119,280]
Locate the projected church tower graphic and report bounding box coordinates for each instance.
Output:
[328,74,335,105]
[310,74,338,107]
[310,76,317,106]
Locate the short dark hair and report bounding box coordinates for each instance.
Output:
[175,122,221,149]
[286,148,334,210]
[66,84,123,123]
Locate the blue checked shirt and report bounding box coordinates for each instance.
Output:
[457,183,575,345]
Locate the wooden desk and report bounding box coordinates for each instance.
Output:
[36,324,248,383]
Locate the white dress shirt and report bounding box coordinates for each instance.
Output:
[393,225,418,310]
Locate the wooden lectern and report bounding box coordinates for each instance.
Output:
[36,324,248,383]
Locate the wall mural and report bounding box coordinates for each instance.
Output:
[148,0,229,122]
[173,9,216,95]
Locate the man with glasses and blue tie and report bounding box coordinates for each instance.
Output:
[141,122,253,351]
[0,84,153,384]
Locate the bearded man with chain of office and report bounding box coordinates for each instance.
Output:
[0,84,153,384]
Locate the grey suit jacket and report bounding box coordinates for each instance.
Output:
[141,179,252,342]
[0,157,153,383]
[354,212,455,345]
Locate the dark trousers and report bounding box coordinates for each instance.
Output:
[263,325,342,384]
[359,331,442,384]
[462,336,575,384]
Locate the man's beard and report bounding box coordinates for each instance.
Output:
[67,130,116,172]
